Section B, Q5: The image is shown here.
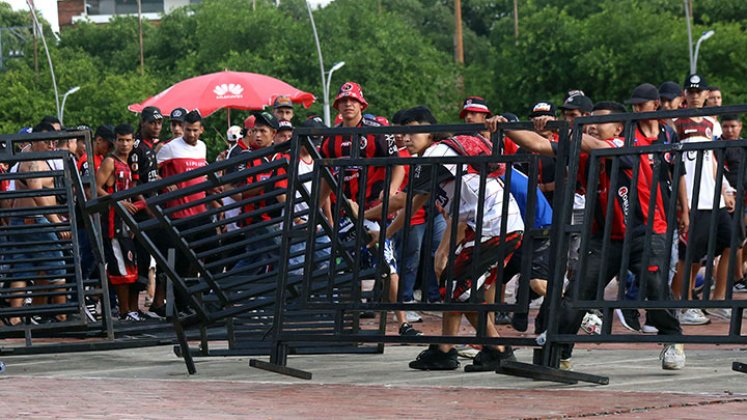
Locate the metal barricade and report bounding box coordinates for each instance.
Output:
[0,130,113,351]
[250,122,557,379]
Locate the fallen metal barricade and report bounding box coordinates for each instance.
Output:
[250,122,555,379]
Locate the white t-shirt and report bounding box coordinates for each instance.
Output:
[674,116,725,210]
[414,143,524,237]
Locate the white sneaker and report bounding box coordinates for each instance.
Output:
[641,324,658,334]
[581,312,603,335]
[707,308,732,320]
[661,343,686,370]
[559,358,573,370]
[678,308,710,325]
[405,310,422,323]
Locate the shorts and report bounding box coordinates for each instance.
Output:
[503,234,552,283]
[7,217,66,280]
[678,208,734,262]
[104,236,139,285]
[338,216,397,273]
[447,230,522,302]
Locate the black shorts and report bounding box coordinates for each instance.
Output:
[503,235,552,283]
[678,208,735,262]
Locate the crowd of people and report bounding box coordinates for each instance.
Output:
[1,74,745,374]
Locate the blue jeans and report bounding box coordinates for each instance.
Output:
[288,232,331,275]
[232,224,281,275]
[395,215,446,303]
[8,217,66,279]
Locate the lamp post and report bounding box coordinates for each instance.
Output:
[324,61,345,126]
[693,30,715,74]
[59,86,80,126]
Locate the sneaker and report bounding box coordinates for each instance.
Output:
[661,343,686,370]
[511,312,528,332]
[455,344,480,359]
[641,324,659,334]
[138,309,164,320]
[359,311,376,319]
[707,307,732,320]
[614,308,641,332]
[678,308,710,325]
[405,310,423,323]
[408,344,459,370]
[122,311,143,322]
[464,346,517,372]
[733,281,747,293]
[559,358,573,370]
[149,305,167,318]
[495,311,512,325]
[580,312,603,335]
[399,322,423,337]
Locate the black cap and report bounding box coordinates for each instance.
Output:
[658,81,682,101]
[683,73,708,91]
[253,111,279,130]
[94,124,116,143]
[277,120,294,131]
[529,101,556,118]
[624,83,660,104]
[141,106,163,122]
[501,112,520,123]
[169,107,187,122]
[273,95,294,109]
[560,95,593,113]
[300,116,327,146]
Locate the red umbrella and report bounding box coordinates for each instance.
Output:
[128,71,316,117]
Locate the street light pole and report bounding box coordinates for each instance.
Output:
[305,1,328,125]
[325,61,345,125]
[693,30,715,74]
[59,86,80,126]
[684,0,694,73]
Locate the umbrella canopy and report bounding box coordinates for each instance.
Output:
[128,71,316,117]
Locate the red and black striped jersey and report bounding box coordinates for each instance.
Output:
[319,117,397,210]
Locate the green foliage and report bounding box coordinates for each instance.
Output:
[1,0,746,151]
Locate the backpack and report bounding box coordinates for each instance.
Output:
[439,135,505,178]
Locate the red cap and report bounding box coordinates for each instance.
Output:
[243,115,256,130]
[375,116,390,126]
[333,81,368,111]
[459,96,491,119]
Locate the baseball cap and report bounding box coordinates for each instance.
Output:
[277,120,294,131]
[333,81,368,111]
[141,106,163,122]
[94,124,116,143]
[169,107,188,122]
[243,115,256,130]
[252,111,279,130]
[683,73,708,91]
[459,96,491,119]
[501,112,520,123]
[560,95,593,113]
[624,83,660,104]
[529,101,556,118]
[226,125,243,142]
[301,115,327,146]
[273,95,294,109]
[658,81,682,101]
[17,127,32,135]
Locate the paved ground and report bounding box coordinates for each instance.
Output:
[2,334,747,418]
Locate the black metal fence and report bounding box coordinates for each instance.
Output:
[0,130,113,349]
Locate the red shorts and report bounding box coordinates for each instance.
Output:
[104,237,138,285]
[447,230,522,302]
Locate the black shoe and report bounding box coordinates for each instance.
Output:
[495,312,512,325]
[464,345,517,372]
[615,308,641,332]
[409,344,459,370]
[511,312,528,332]
[149,305,167,318]
[359,311,376,319]
[399,322,423,337]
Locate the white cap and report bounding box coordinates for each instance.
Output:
[226,125,243,142]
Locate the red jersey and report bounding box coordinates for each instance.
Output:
[593,137,667,240]
[156,137,208,219]
[398,147,426,226]
[319,117,397,210]
[103,156,134,239]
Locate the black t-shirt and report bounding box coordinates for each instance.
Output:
[719,137,747,194]
[128,136,159,186]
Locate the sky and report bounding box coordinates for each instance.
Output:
[4,0,336,33]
